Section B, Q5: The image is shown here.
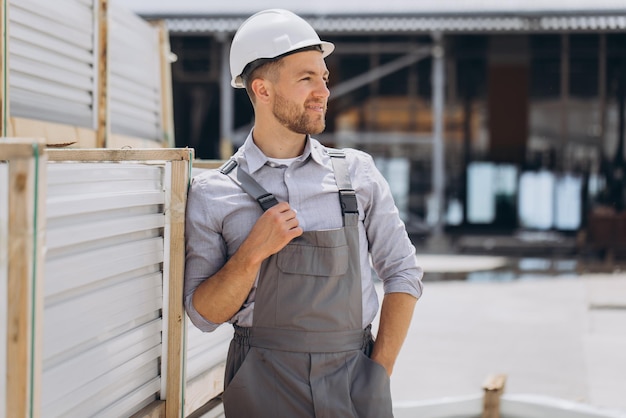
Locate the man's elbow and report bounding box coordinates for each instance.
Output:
[186,293,223,332]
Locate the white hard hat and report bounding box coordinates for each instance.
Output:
[230,9,335,88]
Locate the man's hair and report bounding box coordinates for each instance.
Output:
[241,45,323,103]
[243,59,284,103]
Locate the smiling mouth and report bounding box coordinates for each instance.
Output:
[306,103,326,113]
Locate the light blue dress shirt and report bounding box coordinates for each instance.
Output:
[184,132,423,332]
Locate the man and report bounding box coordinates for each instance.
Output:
[184,9,423,418]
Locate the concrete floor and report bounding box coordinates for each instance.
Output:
[382,254,626,414]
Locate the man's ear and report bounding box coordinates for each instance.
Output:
[251,78,272,104]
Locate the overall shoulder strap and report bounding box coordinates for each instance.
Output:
[219,151,358,219]
[327,149,359,220]
[219,159,279,211]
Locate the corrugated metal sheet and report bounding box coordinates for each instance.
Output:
[164,14,626,34]
[42,162,167,417]
[0,163,8,414]
[185,168,231,411]
[121,0,626,16]
[186,323,231,382]
[9,0,97,128]
[109,4,163,141]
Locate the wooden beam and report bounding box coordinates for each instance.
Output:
[0,0,8,136]
[47,148,191,162]
[130,400,166,418]
[5,140,47,418]
[192,159,223,170]
[481,373,507,418]
[10,117,171,150]
[186,398,223,418]
[184,364,226,417]
[10,117,97,147]
[96,0,109,148]
[164,159,190,418]
[107,132,166,150]
[0,141,47,160]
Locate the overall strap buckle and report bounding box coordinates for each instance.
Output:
[328,149,359,218]
[220,159,279,211]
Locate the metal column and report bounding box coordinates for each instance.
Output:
[431,33,446,238]
[220,37,234,159]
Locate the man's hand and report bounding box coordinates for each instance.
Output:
[243,202,303,263]
[192,202,302,324]
[370,292,417,377]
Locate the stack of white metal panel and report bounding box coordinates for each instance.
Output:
[9,0,166,143]
[9,0,97,128]
[108,4,164,141]
[1,150,232,416]
[42,161,167,416]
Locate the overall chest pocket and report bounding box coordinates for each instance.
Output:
[277,243,349,277]
[270,231,359,330]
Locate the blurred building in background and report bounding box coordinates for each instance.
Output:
[127,1,626,257]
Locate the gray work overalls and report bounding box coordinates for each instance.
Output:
[219,150,393,418]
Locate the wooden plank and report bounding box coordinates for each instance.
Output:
[10,117,97,147]
[9,117,167,150]
[165,159,189,418]
[193,160,224,170]
[0,0,8,136]
[6,143,47,418]
[96,0,109,148]
[0,139,47,159]
[184,364,226,417]
[481,373,507,418]
[186,398,223,418]
[130,400,165,418]
[152,20,175,148]
[108,132,165,149]
[47,148,191,162]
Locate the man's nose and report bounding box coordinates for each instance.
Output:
[314,79,330,98]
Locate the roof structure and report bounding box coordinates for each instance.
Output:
[118,0,626,33]
[163,15,626,35]
[120,0,626,16]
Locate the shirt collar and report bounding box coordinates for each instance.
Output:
[240,129,326,173]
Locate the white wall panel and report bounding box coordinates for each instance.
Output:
[109,2,163,141]
[41,161,168,417]
[56,360,159,417]
[9,0,97,128]
[185,166,231,407]
[186,323,232,383]
[0,163,8,414]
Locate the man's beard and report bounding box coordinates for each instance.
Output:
[273,92,326,135]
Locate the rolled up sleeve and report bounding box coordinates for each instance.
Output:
[184,176,226,332]
[358,152,424,299]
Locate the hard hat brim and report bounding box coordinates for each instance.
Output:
[231,40,335,88]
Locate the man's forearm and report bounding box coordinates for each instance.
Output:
[192,249,262,324]
[370,292,418,376]
[191,202,303,324]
